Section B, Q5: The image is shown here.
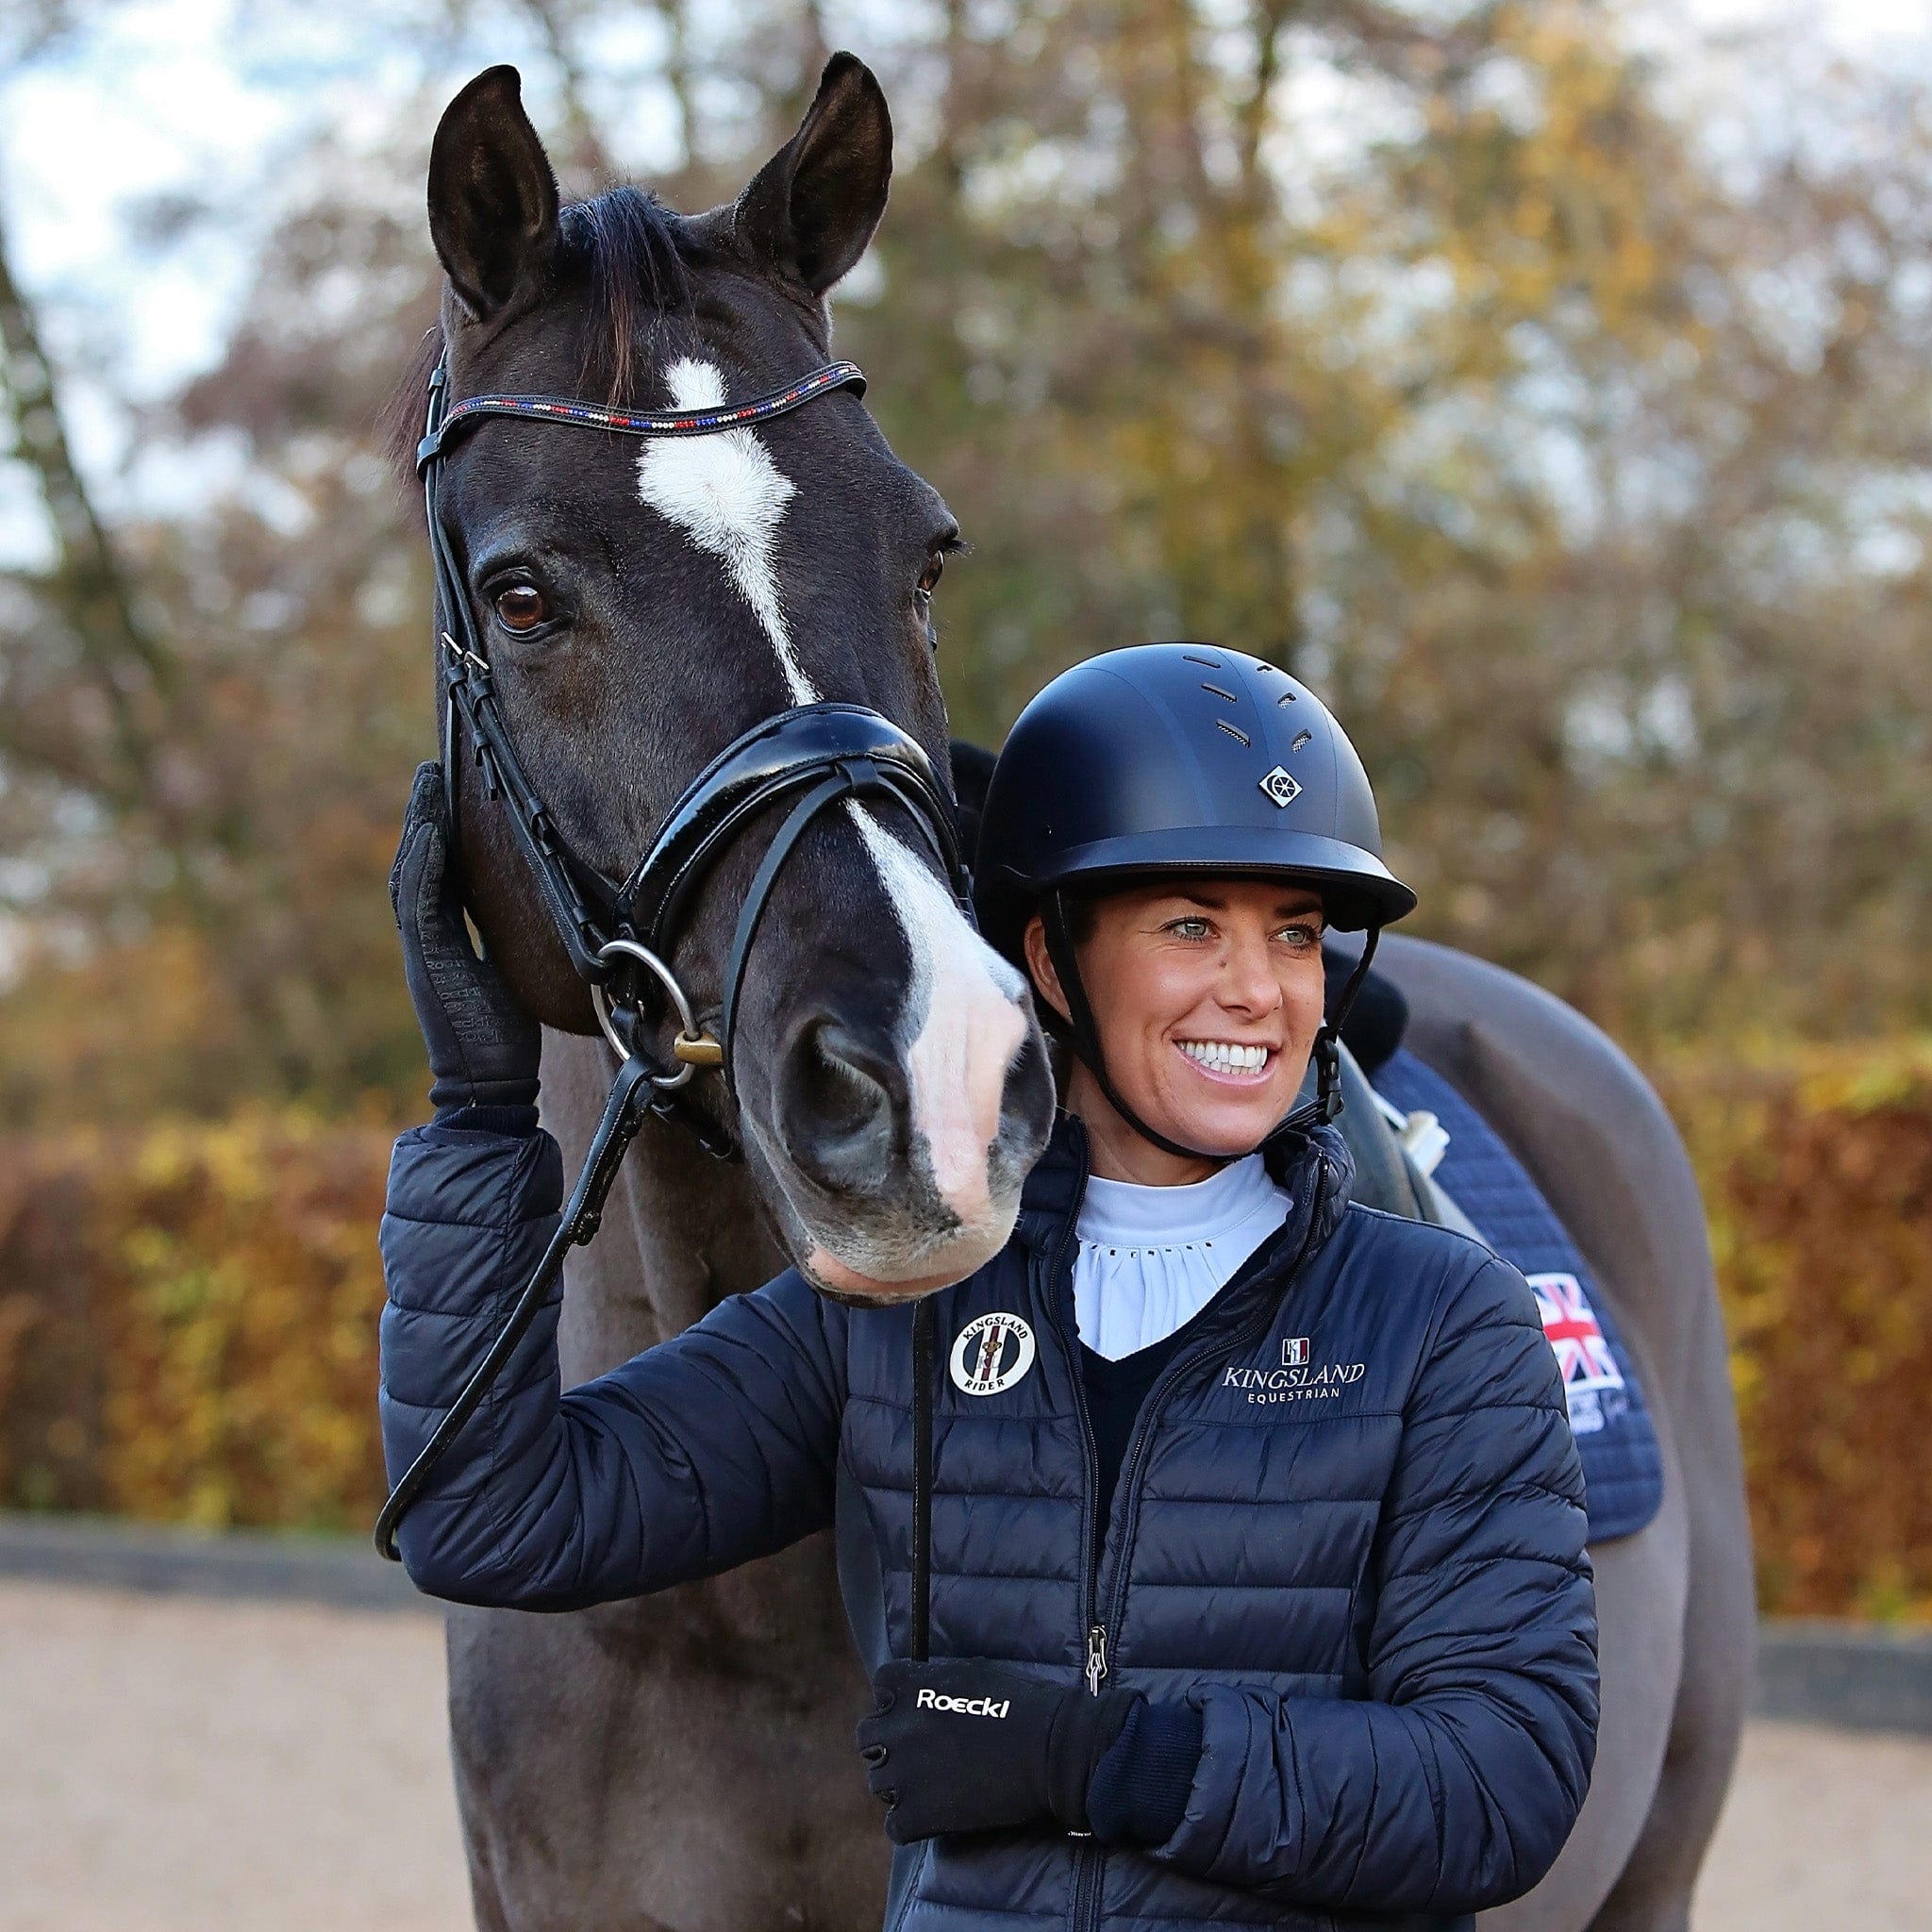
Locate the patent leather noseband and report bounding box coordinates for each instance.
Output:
[375,346,968,1560]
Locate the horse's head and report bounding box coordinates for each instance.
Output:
[413,56,1053,1302]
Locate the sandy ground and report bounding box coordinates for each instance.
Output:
[2,1579,1928,1932]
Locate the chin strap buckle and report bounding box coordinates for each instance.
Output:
[1312,1029,1344,1123]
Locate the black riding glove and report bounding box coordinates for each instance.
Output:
[856,1657,1138,1844]
[390,761,541,1120]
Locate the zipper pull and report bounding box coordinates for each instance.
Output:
[1086,1623,1108,1695]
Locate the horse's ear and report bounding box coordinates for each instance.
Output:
[736,53,891,296]
[428,66,560,322]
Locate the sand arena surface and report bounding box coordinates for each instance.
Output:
[2,1577,1927,1931]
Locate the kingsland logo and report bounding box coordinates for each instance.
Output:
[915,1688,1009,1718]
[1224,1362,1364,1391]
[1224,1354,1366,1405]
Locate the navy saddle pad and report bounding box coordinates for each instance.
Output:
[1373,1048,1665,1544]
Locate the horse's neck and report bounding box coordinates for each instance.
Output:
[540,1027,787,1386]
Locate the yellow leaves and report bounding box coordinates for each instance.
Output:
[1656,1042,1932,1622]
[0,1114,392,1533]
[1387,0,1685,347]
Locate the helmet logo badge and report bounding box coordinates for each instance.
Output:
[1259,766,1302,808]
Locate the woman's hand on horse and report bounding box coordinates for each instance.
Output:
[855,1657,1137,1844]
[390,761,541,1118]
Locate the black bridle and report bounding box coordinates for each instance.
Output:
[375,346,970,1561]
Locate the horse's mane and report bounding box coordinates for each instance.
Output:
[379,185,696,481]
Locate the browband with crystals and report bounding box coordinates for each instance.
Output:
[416,358,868,470]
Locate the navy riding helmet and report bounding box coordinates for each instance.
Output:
[974,642,1417,1155]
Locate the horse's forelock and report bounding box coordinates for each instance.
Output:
[378,326,443,489]
[561,188,695,404]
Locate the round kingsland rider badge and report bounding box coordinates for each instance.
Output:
[949,1312,1037,1396]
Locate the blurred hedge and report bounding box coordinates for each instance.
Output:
[0,1113,394,1531]
[1655,1042,1932,1621]
[2,1054,1928,1615]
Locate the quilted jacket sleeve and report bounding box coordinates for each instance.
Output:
[1151,1250,1600,1915]
[377,1122,845,1611]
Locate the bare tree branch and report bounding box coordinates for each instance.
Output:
[654,0,697,168]
[0,181,167,800]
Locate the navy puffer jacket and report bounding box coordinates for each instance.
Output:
[380,1112,1598,1931]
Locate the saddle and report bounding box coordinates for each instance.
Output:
[1329,977,1664,1546]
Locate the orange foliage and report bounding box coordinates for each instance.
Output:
[1658,1044,1932,1621]
[0,1114,392,1529]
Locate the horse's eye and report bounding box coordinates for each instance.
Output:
[492,583,551,634]
[916,551,945,602]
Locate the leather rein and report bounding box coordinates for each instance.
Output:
[375,347,970,1560]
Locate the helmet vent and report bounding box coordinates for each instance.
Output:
[1214,719,1251,746]
[1276,689,1297,704]
[1292,730,1312,752]
[1182,651,1224,668]
[1201,682,1240,704]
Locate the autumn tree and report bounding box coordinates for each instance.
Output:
[1,0,1927,1125]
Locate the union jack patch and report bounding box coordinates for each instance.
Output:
[1527,1273,1624,1393]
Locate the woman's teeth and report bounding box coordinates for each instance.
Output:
[1177,1040,1271,1074]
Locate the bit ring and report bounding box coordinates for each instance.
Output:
[591,939,719,1090]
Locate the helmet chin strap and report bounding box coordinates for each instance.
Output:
[1041,890,1382,1164]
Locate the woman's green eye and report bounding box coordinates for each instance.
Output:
[1168,917,1212,940]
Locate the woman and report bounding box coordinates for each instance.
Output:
[380,643,1597,1931]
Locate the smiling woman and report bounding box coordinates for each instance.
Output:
[833,642,1599,1928]
[1024,879,1330,1184]
[974,642,1415,1164]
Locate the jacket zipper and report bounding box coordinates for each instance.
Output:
[1037,1137,1106,1931]
[1098,1185,1333,1651]
[1085,1621,1108,1695]
[1068,1164,1336,1932]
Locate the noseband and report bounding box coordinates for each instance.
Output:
[375,345,970,1559]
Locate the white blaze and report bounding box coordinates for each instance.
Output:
[637,358,815,703]
[853,809,1029,1241]
[639,357,1028,1248]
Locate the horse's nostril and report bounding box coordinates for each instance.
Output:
[776,1017,905,1189]
[805,1025,893,1134]
[1000,1025,1057,1160]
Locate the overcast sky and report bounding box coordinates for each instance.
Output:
[0,0,1923,567]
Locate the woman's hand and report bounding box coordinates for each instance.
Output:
[390,761,541,1116]
[856,1657,1135,1843]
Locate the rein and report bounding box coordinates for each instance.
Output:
[375,345,970,1561]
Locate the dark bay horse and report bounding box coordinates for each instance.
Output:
[405,56,1754,1932]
